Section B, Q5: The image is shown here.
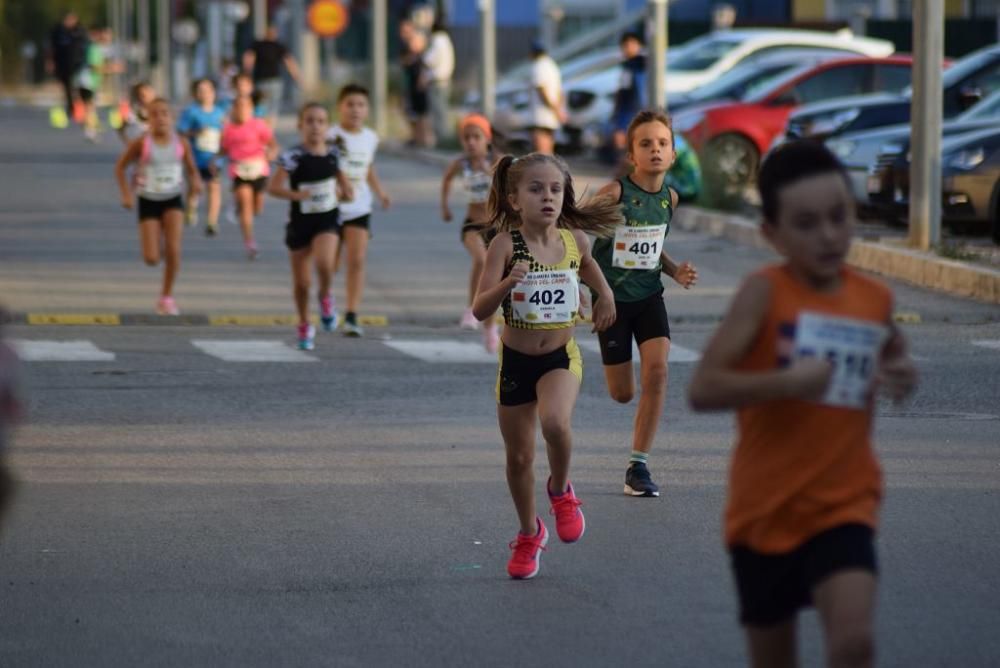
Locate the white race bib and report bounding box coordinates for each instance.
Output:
[465,172,491,205]
[299,178,338,215]
[612,224,667,270]
[195,128,221,154]
[511,270,579,325]
[793,312,887,409]
[343,152,369,182]
[145,164,183,194]
[235,158,267,180]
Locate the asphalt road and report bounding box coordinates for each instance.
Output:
[1,107,999,666]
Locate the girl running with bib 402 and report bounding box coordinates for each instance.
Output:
[115,98,202,315]
[473,153,620,580]
[221,95,278,260]
[268,103,354,351]
[440,113,499,351]
[593,110,698,498]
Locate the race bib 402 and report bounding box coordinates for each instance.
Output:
[511,270,579,324]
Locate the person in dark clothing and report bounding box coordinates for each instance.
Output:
[49,11,88,117]
[611,32,647,153]
[242,26,301,124]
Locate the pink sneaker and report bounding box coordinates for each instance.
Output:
[483,320,499,354]
[245,240,259,260]
[156,296,179,316]
[459,307,479,330]
[507,517,548,580]
[548,479,585,543]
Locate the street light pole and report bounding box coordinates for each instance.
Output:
[649,0,668,110]
[156,0,171,98]
[909,0,943,250]
[479,0,496,119]
[137,0,149,81]
[372,0,388,136]
[254,0,267,37]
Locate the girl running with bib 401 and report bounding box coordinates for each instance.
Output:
[115,98,202,315]
[268,103,354,351]
[221,95,278,260]
[440,113,499,351]
[593,109,697,498]
[473,153,620,580]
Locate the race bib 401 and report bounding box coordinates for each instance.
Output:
[793,311,887,409]
[612,224,666,270]
[511,270,579,325]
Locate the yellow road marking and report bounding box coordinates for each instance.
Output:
[209,314,389,327]
[27,313,121,326]
[893,311,922,324]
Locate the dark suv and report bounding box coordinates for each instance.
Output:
[780,44,1000,143]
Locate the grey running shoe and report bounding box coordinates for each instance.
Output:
[624,462,660,497]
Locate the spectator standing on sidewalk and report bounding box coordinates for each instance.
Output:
[48,11,87,120]
[610,32,647,165]
[423,19,455,147]
[528,41,565,155]
[402,29,431,147]
[242,26,302,125]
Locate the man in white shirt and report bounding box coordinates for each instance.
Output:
[529,40,565,155]
[423,21,455,147]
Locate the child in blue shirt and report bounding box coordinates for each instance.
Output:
[177,78,226,235]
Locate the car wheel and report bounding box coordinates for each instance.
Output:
[704,133,760,204]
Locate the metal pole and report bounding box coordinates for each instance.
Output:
[254,0,267,38]
[479,0,496,119]
[156,0,171,97]
[137,0,150,81]
[908,0,943,250]
[373,0,388,136]
[649,0,668,110]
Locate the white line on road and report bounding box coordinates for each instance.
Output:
[11,339,115,362]
[577,339,701,363]
[971,340,1000,351]
[190,340,317,362]
[383,339,497,363]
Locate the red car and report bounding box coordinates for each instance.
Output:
[675,55,915,196]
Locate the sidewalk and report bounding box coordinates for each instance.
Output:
[380,140,1000,305]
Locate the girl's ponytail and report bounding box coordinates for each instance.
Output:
[487,154,517,233]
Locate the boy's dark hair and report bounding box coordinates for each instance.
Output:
[190,77,215,97]
[620,31,643,45]
[758,141,851,223]
[298,101,328,121]
[338,83,369,102]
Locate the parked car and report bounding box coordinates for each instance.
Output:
[561,28,894,152]
[676,55,914,197]
[779,44,1000,143]
[566,49,851,152]
[827,89,1000,212]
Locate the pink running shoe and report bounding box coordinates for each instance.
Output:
[548,479,585,543]
[459,307,479,330]
[156,296,179,316]
[245,240,259,260]
[483,319,499,354]
[507,517,548,580]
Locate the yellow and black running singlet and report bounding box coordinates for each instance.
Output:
[502,228,581,330]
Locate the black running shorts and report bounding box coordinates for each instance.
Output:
[137,195,183,222]
[729,523,877,627]
[285,215,341,251]
[496,340,582,406]
[232,176,267,193]
[596,291,671,365]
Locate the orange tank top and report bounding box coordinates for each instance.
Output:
[725,264,893,554]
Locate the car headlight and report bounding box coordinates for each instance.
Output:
[808,108,861,136]
[947,146,985,171]
[826,139,856,160]
[673,111,704,133]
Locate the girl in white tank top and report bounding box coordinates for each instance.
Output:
[114,98,201,316]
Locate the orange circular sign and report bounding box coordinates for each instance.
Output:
[308,0,350,38]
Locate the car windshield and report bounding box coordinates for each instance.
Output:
[743,64,817,102]
[902,47,1000,95]
[668,35,744,72]
[958,89,1000,120]
[685,62,795,102]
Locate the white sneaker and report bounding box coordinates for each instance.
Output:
[459,307,479,330]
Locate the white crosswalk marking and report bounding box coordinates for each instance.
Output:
[576,339,701,363]
[11,339,115,362]
[971,339,1000,351]
[383,339,497,363]
[190,340,317,362]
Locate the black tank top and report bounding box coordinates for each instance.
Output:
[277,145,341,224]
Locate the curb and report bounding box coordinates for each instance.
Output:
[7,313,389,328]
[674,206,1000,305]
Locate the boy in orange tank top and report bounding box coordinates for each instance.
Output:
[688,141,917,668]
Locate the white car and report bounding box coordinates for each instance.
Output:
[564,28,895,151]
